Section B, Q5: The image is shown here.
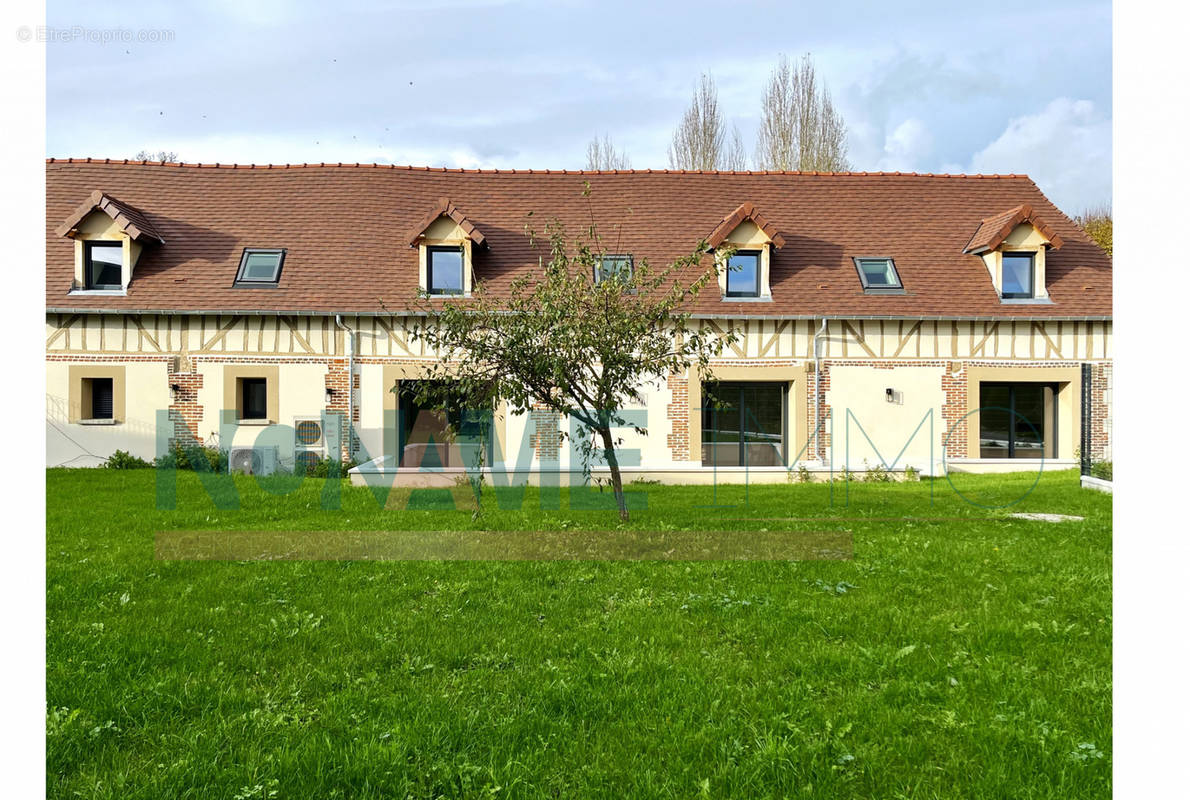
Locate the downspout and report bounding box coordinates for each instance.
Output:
[334,314,356,460]
[812,318,829,462]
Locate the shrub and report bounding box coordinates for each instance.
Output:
[904,465,920,481]
[299,456,360,478]
[1090,461,1112,481]
[863,460,893,483]
[104,450,152,469]
[154,444,228,472]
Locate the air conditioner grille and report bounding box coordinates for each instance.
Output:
[295,419,323,446]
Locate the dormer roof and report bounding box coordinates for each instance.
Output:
[963,204,1063,254]
[706,201,786,249]
[406,197,486,248]
[54,190,164,243]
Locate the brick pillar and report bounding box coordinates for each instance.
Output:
[941,362,968,461]
[167,356,204,448]
[324,358,355,460]
[666,371,689,461]
[529,404,560,462]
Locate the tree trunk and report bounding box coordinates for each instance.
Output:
[598,426,629,521]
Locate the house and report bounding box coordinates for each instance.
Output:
[45,159,1112,484]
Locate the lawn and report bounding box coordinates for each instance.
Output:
[46,468,1111,799]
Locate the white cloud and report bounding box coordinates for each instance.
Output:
[968,98,1111,213]
[876,118,933,171]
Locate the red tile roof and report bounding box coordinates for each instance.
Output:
[963,203,1064,254]
[54,189,165,243]
[406,197,486,248]
[45,159,1111,319]
[705,201,787,249]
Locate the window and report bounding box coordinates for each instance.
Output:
[85,242,123,290]
[240,378,268,420]
[234,248,285,286]
[853,257,903,292]
[979,382,1057,458]
[701,381,785,466]
[1001,252,1034,298]
[725,251,761,298]
[83,377,114,420]
[595,254,633,284]
[427,246,464,296]
[396,380,489,467]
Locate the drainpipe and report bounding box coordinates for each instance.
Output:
[812,318,829,462]
[333,314,356,460]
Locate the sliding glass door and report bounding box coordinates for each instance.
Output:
[701,382,786,467]
[979,382,1058,459]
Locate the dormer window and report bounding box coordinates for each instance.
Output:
[407,198,486,298]
[853,257,904,293]
[595,254,633,284]
[963,204,1063,303]
[1000,252,1035,299]
[427,246,464,296]
[706,202,786,302]
[234,248,285,287]
[726,251,761,297]
[85,242,123,290]
[56,190,163,294]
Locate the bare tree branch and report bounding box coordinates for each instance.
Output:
[754,54,850,172]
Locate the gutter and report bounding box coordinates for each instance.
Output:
[333,314,356,460]
[44,307,1113,323]
[812,318,829,462]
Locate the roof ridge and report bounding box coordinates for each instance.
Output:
[44,158,1034,180]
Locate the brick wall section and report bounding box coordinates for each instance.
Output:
[529,404,560,462]
[1092,362,1112,461]
[941,365,968,459]
[168,357,204,447]
[666,372,689,461]
[323,357,355,459]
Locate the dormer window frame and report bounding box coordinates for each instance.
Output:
[999,250,1036,300]
[852,256,905,294]
[724,249,763,298]
[84,241,124,291]
[426,244,466,297]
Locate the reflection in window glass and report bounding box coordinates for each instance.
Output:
[428,247,464,295]
[726,252,760,297]
[86,242,123,289]
[1001,252,1034,298]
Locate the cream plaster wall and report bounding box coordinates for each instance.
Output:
[825,364,946,472]
[46,360,170,465]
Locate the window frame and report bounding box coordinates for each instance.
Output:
[426,245,465,296]
[239,377,269,421]
[724,249,762,298]
[700,380,787,467]
[233,248,286,288]
[84,241,124,290]
[978,381,1059,458]
[1000,251,1035,299]
[594,254,634,285]
[852,256,904,293]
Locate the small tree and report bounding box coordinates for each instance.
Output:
[754,54,849,172]
[585,134,631,170]
[135,150,179,162]
[1074,203,1112,258]
[407,191,738,521]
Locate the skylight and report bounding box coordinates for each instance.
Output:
[234,248,285,287]
[853,257,903,293]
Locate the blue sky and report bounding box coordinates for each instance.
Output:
[44,0,1111,214]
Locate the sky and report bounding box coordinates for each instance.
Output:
[43,0,1112,215]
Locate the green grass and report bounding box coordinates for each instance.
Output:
[47,469,1111,799]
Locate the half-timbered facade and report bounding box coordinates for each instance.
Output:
[45,159,1112,483]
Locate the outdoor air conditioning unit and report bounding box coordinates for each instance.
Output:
[229,446,279,476]
[294,417,326,474]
